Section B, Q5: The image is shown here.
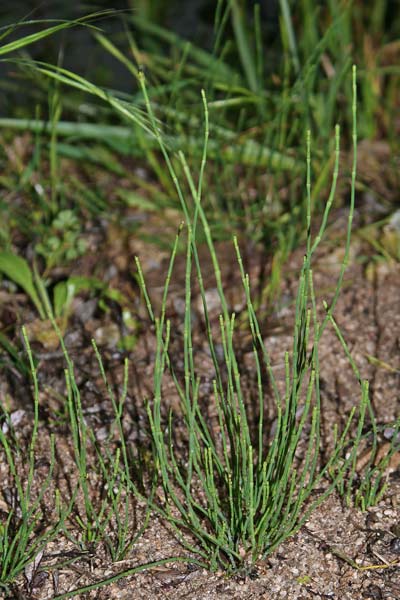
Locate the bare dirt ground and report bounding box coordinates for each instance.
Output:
[1,205,400,600]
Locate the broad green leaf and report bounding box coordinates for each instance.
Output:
[0,252,45,318]
[53,276,103,318]
[53,275,132,319]
[53,281,70,319]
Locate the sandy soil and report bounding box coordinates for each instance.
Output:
[1,216,399,600]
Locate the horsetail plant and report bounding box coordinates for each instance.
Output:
[325,305,400,510]
[39,302,143,559]
[0,328,68,589]
[133,66,374,573]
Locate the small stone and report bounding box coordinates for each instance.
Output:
[93,323,120,348]
[362,584,383,599]
[390,523,400,537]
[1,409,25,434]
[389,537,400,554]
[95,426,108,441]
[366,512,378,528]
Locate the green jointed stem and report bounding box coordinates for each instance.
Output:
[131,64,374,574]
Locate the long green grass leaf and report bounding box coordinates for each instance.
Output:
[0,11,114,57]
